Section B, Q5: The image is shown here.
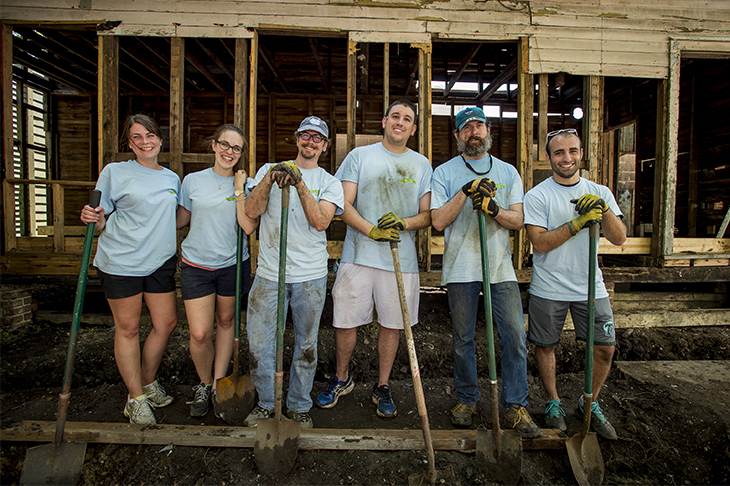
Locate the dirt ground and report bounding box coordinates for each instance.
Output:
[1,284,729,485]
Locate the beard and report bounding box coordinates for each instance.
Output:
[457,133,492,158]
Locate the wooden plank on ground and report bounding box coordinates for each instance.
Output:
[0,421,566,451]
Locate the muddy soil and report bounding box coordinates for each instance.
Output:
[1,285,729,485]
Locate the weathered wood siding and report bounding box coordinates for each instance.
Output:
[2,1,729,79]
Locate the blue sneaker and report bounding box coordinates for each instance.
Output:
[371,384,397,418]
[316,374,355,409]
[578,395,617,440]
[544,399,567,432]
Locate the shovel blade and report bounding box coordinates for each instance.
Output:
[214,374,255,425]
[254,417,300,478]
[476,428,522,485]
[567,432,604,486]
[20,441,87,486]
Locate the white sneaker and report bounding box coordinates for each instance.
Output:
[143,379,173,408]
[123,394,156,425]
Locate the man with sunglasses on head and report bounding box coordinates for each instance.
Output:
[523,128,626,440]
[243,116,344,429]
[431,107,542,437]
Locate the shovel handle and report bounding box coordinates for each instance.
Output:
[233,225,243,374]
[584,223,599,396]
[274,185,290,418]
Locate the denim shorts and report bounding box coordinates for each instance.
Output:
[97,255,177,300]
[527,294,616,347]
[180,258,251,300]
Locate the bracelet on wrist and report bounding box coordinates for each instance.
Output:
[568,221,576,236]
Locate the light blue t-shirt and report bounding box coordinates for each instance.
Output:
[179,167,251,270]
[523,177,623,301]
[431,154,523,285]
[94,159,180,276]
[250,163,345,284]
[335,142,432,274]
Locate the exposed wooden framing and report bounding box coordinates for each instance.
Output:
[22,31,97,81]
[383,43,389,112]
[248,32,258,179]
[415,43,432,271]
[347,40,356,153]
[169,37,184,178]
[185,48,225,92]
[329,98,336,173]
[514,37,532,270]
[13,44,95,92]
[405,51,418,96]
[476,58,517,103]
[258,43,289,94]
[537,73,548,161]
[136,37,170,69]
[268,94,276,165]
[309,37,329,93]
[444,44,481,97]
[195,38,234,82]
[687,62,698,236]
[582,76,604,183]
[233,38,248,131]
[2,23,15,251]
[52,183,63,252]
[97,36,118,171]
[360,43,369,95]
[119,44,169,89]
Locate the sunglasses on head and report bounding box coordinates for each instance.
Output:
[546,128,578,147]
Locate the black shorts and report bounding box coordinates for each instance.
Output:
[180,259,251,301]
[97,255,177,300]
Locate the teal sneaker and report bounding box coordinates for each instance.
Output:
[578,395,618,440]
[544,399,567,432]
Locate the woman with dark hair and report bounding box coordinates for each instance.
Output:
[81,114,180,424]
[176,124,258,417]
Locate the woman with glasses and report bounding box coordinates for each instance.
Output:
[80,114,180,425]
[176,124,258,418]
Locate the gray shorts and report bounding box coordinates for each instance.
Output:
[527,294,616,347]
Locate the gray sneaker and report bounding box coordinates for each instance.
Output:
[188,383,211,417]
[123,394,156,425]
[544,399,567,432]
[287,411,314,429]
[450,402,476,427]
[143,380,173,408]
[244,405,273,427]
[578,395,617,440]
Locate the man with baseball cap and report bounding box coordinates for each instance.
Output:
[243,116,344,429]
[430,107,541,437]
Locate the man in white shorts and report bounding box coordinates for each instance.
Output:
[315,99,432,418]
[523,128,626,440]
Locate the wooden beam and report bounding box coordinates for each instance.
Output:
[582,76,603,183]
[537,73,548,161]
[1,421,566,452]
[185,49,226,92]
[233,38,248,131]
[476,58,517,103]
[52,184,64,252]
[248,32,258,179]
[415,43,432,272]
[22,30,97,80]
[119,44,170,87]
[169,37,184,178]
[514,38,532,270]
[443,44,481,97]
[13,44,96,92]
[97,36,118,171]
[268,94,276,165]
[2,23,16,251]
[309,37,329,93]
[258,43,289,94]
[383,43,390,113]
[195,38,234,82]
[687,62,698,237]
[347,40,356,153]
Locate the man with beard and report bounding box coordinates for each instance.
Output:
[523,129,625,439]
[430,107,541,437]
[243,116,344,429]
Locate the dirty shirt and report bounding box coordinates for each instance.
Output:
[431,154,523,285]
[94,159,180,276]
[336,142,432,274]
[249,163,345,283]
[523,177,623,301]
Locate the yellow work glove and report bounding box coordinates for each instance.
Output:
[271,161,302,185]
[570,206,603,234]
[377,212,406,231]
[471,193,500,217]
[570,194,608,214]
[461,177,496,198]
[368,225,400,242]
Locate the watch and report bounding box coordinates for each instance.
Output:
[234,189,245,198]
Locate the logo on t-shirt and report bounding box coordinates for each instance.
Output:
[168,190,177,195]
[401,178,416,184]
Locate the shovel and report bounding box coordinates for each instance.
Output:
[566,222,605,486]
[20,189,101,486]
[254,184,300,477]
[389,241,454,486]
[214,225,256,425]
[474,211,523,484]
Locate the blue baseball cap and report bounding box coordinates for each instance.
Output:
[455,107,487,131]
[297,116,329,138]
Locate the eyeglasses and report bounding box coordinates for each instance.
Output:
[299,132,325,143]
[216,140,243,154]
[546,128,578,147]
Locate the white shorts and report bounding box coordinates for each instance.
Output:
[332,262,420,329]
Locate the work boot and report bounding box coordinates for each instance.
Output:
[578,395,618,440]
[316,374,355,409]
[188,383,211,417]
[287,411,314,429]
[505,405,543,438]
[544,399,567,432]
[450,402,477,427]
[143,379,174,408]
[123,394,156,425]
[244,405,273,427]
[371,384,397,418]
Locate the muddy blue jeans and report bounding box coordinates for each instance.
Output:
[447,281,529,409]
[246,275,327,413]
